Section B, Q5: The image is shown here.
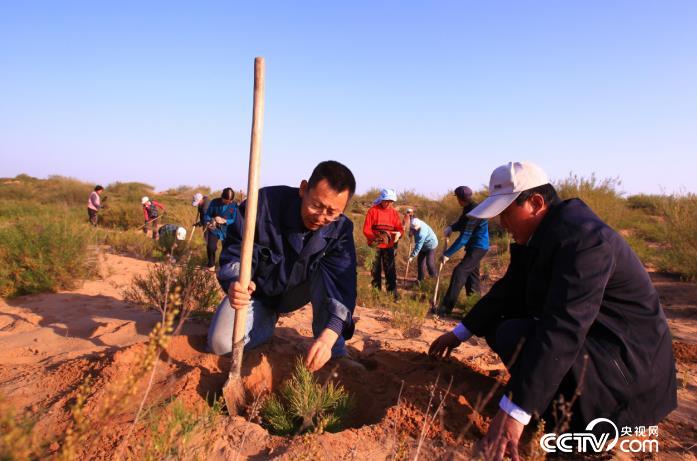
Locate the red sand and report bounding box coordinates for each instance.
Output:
[1,253,695,459]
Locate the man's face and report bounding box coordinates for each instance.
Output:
[498,196,544,244]
[299,178,350,231]
[380,200,394,209]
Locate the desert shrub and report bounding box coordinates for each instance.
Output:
[555,174,627,229]
[105,181,154,202]
[0,394,40,460]
[627,194,669,215]
[0,174,92,205]
[261,358,352,435]
[0,213,96,297]
[124,259,222,313]
[136,398,223,460]
[100,229,158,259]
[662,194,697,280]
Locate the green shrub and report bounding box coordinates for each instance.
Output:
[0,212,96,297]
[555,174,627,228]
[261,358,352,435]
[123,258,222,313]
[663,195,697,280]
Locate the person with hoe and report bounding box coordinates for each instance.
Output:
[207,160,358,372]
[87,185,105,226]
[434,185,489,315]
[429,162,677,460]
[203,187,237,272]
[191,192,211,232]
[405,209,439,281]
[141,196,165,240]
[363,188,404,299]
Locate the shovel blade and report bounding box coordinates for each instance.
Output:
[222,373,245,416]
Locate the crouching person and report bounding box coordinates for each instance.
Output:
[207,160,358,372]
[429,162,677,459]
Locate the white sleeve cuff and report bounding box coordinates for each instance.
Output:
[452,323,473,341]
[499,395,532,425]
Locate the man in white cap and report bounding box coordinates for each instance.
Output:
[363,188,404,298]
[429,162,677,459]
[191,192,211,230]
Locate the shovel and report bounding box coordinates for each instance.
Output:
[222,57,265,415]
[431,237,449,310]
[403,239,413,287]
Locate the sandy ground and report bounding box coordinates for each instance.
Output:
[0,252,695,459]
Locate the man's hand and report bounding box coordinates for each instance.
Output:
[214,216,227,225]
[305,328,339,372]
[474,409,524,461]
[408,256,414,263]
[227,281,257,310]
[393,231,402,243]
[428,331,461,359]
[440,254,450,264]
[443,226,452,237]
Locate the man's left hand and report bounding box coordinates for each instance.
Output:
[393,231,402,243]
[474,409,524,461]
[305,328,339,372]
[440,254,450,264]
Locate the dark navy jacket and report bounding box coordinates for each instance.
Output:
[445,201,489,256]
[461,199,677,429]
[218,186,357,339]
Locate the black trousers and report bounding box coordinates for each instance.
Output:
[206,230,220,268]
[441,247,487,311]
[87,208,98,226]
[485,318,592,433]
[417,248,437,281]
[372,247,397,292]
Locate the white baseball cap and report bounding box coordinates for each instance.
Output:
[468,162,550,219]
[191,192,203,206]
[176,226,187,241]
[141,196,150,205]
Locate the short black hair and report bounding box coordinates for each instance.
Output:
[221,187,235,200]
[307,160,356,197]
[94,185,104,191]
[515,183,560,206]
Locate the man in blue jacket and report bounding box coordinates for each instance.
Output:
[208,160,357,372]
[435,185,489,315]
[203,188,237,271]
[429,162,677,460]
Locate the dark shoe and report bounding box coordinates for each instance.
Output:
[392,290,401,301]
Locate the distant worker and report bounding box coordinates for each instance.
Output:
[203,188,237,272]
[191,192,211,232]
[405,209,439,281]
[157,224,187,251]
[435,186,489,315]
[141,196,166,240]
[363,188,403,298]
[87,185,105,226]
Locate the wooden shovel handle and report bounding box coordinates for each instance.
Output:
[232,57,265,347]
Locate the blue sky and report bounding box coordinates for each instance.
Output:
[1,1,695,196]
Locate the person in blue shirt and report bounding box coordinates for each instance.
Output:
[208,160,358,372]
[405,209,439,281]
[203,188,237,271]
[435,185,489,315]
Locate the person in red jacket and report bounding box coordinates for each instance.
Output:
[363,188,404,298]
[141,196,166,240]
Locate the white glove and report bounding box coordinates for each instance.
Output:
[408,256,414,263]
[443,226,452,237]
[393,231,402,242]
[440,254,450,264]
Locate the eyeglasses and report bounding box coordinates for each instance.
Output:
[307,201,343,220]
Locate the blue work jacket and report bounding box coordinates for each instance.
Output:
[218,186,357,339]
[204,198,237,240]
